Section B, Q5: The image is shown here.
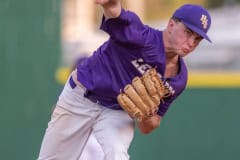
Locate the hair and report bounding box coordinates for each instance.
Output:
[171,17,181,23]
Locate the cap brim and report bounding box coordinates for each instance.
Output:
[183,22,212,43]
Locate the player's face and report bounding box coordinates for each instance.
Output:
[167,19,203,57]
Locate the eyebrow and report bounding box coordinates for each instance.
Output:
[183,24,203,39]
[185,26,194,34]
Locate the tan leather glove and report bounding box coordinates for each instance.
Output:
[117,68,168,121]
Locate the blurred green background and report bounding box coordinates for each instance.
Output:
[130,88,240,160]
[1,0,240,160]
[0,0,61,159]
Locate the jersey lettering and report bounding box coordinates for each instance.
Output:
[164,81,175,97]
[131,58,175,97]
[131,58,152,74]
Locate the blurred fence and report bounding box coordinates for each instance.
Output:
[0,0,61,159]
[130,88,240,160]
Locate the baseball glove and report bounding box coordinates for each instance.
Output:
[117,68,167,121]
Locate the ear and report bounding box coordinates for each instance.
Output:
[167,19,176,32]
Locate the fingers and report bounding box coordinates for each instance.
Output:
[95,0,118,5]
[94,0,107,5]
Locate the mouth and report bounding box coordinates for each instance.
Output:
[183,48,190,54]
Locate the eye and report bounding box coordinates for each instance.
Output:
[184,29,193,38]
[195,36,203,42]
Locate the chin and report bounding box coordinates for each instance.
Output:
[175,50,185,57]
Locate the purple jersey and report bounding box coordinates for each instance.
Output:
[76,9,188,116]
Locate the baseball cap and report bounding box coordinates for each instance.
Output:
[173,4,212,43]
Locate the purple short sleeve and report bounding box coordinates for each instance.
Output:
[100,9,148,46]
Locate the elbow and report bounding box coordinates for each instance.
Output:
[139,122,160,134]
[137,114,161,134]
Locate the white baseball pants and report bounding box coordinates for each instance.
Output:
[38,75,135,160]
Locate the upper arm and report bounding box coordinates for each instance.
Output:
[100,10,149,46]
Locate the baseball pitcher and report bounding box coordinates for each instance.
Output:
[38,1,212,160]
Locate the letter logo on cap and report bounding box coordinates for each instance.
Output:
[200,14,208,29]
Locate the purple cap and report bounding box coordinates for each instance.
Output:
[173,4,212,43]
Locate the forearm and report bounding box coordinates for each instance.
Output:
[95,0,121,19]
[137,114,162,134]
